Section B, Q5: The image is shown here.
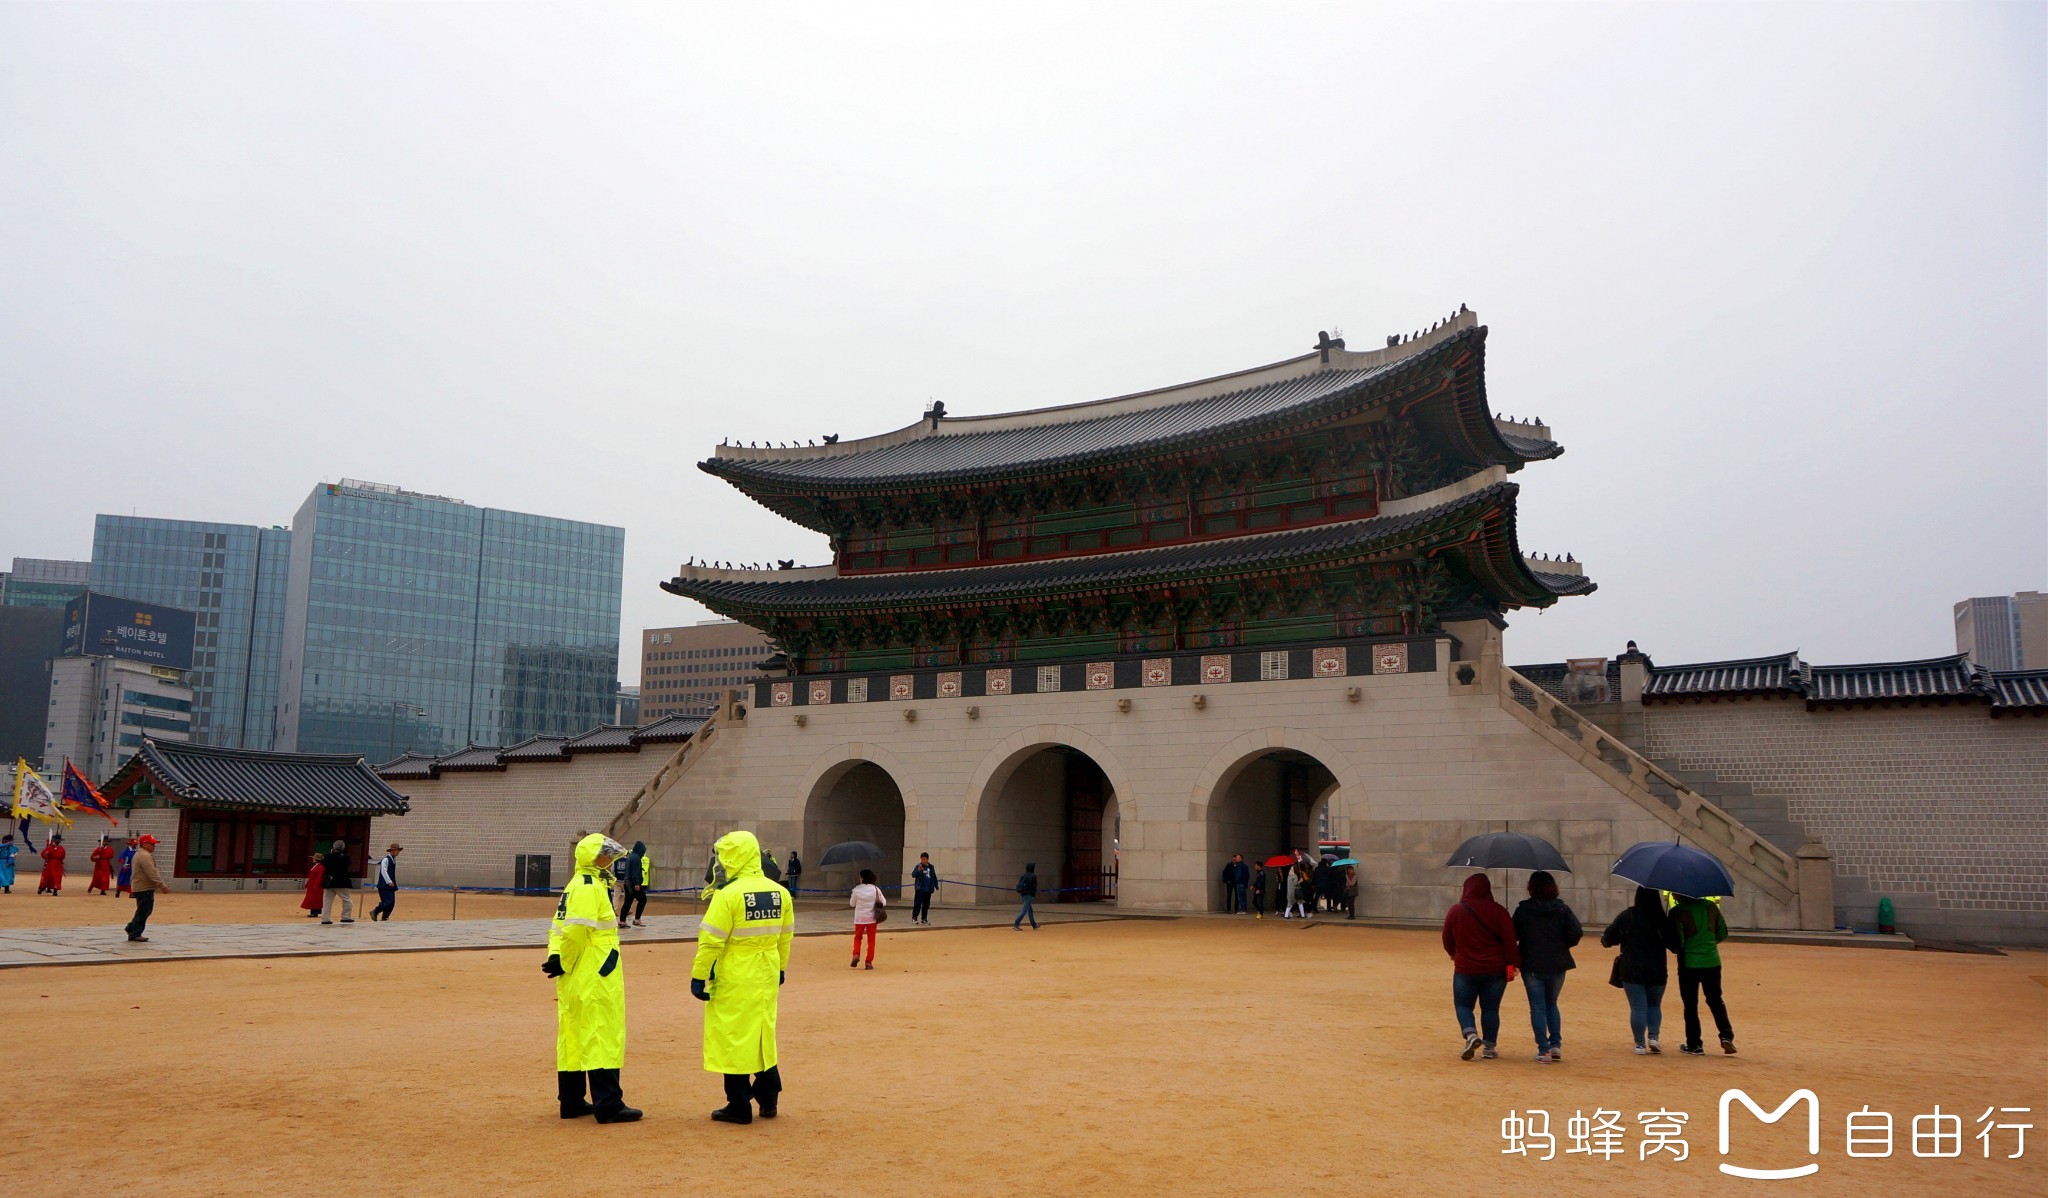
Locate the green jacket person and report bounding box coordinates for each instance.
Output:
[544,833,642,1123]
[691,830,795,1124]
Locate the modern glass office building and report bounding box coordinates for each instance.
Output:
[90,519,292,749]
[2,557,91,609]
[278,480,623,760]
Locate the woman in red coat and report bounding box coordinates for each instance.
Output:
[300,852,326,918]
[88,835,117,895]
[37,833,66,895]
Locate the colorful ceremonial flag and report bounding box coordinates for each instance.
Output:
[60,761,117,825]
[10,759,70,827]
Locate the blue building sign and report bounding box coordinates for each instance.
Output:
[61,592,196,670]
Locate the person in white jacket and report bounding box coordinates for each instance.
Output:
[848,869,885,970]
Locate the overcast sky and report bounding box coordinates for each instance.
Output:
[3,3,2041,686]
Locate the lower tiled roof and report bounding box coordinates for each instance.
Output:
[634,714,707,743]
[106,739,410,815]
[1637,649,2046,713]
[1643,653,1804,699]
[435,745,509,772]
[500,735,571,763]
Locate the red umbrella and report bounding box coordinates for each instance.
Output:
[1262,854,1296,869]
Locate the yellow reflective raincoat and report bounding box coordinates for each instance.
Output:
[550,833,625,1070]
[691,830,795,1074]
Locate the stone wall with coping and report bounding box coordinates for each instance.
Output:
[1641,699,2048,945]
[615,638,1804,931]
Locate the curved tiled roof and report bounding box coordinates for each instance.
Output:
[105,739,410,815]
[663,482,1589,615]
[700,326,1559,500]
[564,724,642,753]
[1990,671,2048,710]
[1643,653,1804,700]
[1807,654,1985,705]
[499,734,571,763]
[374,751,440,780]
[435,745,507,772]
[634,713,707,743]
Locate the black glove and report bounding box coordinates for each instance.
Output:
[779,970,786,986]
[690,977,710,1002]
[541,954,564,978]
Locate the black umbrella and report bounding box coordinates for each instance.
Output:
[1444,832,1570,872]
[817,840,883,868]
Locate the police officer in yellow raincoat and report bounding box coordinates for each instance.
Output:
[544,833,642,1124]
[691,829,795,1124]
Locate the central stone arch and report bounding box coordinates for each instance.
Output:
[965,725,1133,907]
[797,742,916,903]
[1194,728,1363,912]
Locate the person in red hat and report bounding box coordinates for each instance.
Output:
[125,834,169,942]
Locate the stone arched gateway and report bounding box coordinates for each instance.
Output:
[965,725,1133,907]
[1195,728,1364,912]
[798,743,915,900]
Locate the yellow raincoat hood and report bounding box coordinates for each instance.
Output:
[715,830,764,880]
[576,832,624,874]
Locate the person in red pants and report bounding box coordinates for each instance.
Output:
[848,869,885,970]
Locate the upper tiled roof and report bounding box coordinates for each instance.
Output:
[434,744,507,772]
[1643,653,1805,700]
[499,735,571,763]
[664,482,1589,615]
[105,739,410,815]
[700,324,1558,496]
[634,713,707,743]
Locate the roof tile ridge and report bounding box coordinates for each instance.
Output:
[703,312,1482,467]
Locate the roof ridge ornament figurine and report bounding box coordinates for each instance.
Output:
[923,400,946,429]
[1314,330,1346,364]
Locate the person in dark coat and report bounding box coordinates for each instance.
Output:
[1250,866,1267,918]
[910,852,941,924]
[1511,870,1583,1062]
[1221,854,1251,914]
[1441,873,1519,1060]
[1601,885,1673,1054]
[1012,863,1039,930]
[320,838,356,923]
[1310,858,1334,913]
[785,851,802,894]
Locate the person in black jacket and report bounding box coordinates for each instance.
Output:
[1012,863,1039,931]
[1310,858,1334,913]
[1511,870,1582,1063]
[1221,854,1251,913]
[1601,886,1674,1055]
[320,839,356,924]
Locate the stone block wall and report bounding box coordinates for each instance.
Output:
[1642,700,2048,945]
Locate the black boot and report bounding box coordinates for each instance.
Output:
[753,1066,781,1118]
[558,1071,594,1119]
[711,1073,753,1124]
[588,1068,642,1123]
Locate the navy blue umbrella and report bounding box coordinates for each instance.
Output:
[817,840,883,868]
[1444,832,1570,872]
[1611,842,1735,899]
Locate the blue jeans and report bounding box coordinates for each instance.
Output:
[1522,971,1566,1053]
[1451,972,1507,1045]
[1232,883,1249,912]
[1014,895,1037,928]
[1624,981,1666,1045]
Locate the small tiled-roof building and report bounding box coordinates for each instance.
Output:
[99,739,409,880]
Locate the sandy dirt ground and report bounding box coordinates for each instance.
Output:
[12,918,2046,1197]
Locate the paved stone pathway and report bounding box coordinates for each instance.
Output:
[0,904,1126,969]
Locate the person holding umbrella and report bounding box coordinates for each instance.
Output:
[1609,842,1738,1056]
[1601,886,1674,1054]
[1442,873,1519,1060]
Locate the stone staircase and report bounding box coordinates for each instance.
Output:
[1497,666,1815,919]
[1650,763,1879,931]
